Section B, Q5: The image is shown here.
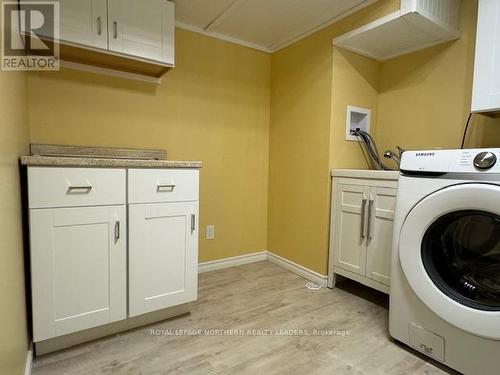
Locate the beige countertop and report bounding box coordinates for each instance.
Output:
[331,169,399,180]
[21,155,202,169]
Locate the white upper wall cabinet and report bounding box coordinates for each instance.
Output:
[472,0,500,113]
[108,0,175,65]
[59,0,108,50]
[20,0,108,49]
[19,0,175,72]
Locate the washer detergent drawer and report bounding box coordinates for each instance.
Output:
[409,323,445,362]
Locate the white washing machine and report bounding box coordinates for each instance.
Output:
[390,148,500,375]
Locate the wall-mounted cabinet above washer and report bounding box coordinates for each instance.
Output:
[332,0,461,61]
[471,0,500,114]
[20,0,175,80]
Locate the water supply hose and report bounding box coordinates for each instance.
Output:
[352,129,392,171]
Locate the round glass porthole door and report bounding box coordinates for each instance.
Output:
[421,210,500,311]
[399,183,500,339]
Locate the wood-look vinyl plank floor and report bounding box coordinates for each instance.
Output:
[32,261,454,375]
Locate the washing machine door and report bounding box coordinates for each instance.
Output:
[399,183,500,340]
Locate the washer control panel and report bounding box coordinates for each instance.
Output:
[458,149,500,173]
[473,151,497,170]
[401,149,500,174]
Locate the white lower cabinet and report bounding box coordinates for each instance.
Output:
[30,205,127,342]
[129,201,198,316]
[332,184,368,276]
[127,168,199,316]
[328,172,398,293]
[365,186,397,286]
[28,166,199,343]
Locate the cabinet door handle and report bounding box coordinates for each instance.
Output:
[114,221,120,240]
[157,184,176,192]
[360,198,367,239]
[113,21,118,39]
[97,16,102,35]
[367,199,374,240]
[191,214,195,233]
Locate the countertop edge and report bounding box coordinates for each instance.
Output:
[21,156,203,169]
[331,169,400,180]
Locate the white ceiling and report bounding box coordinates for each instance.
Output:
[173,0,374,53]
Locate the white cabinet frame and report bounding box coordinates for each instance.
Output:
[472,0,500,113]
[28,166,199,343]
[328,174,398,294]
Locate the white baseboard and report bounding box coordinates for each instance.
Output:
[24,342,33,375]
[198,251,267,273]
[198,251,328,287]
[266,252,328,287]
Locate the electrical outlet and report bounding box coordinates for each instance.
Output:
[206,225,215,240]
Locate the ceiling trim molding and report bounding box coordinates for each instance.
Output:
[176,0,379,54]
[175,21,273,53]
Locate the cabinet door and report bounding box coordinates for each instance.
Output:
[107,0,175,64]
[19,0,108,49]
[129,201,198,317]
[333,184,369,275]
[30,205,126,342]
[60,0,108,49]
[472,0,500,112]
[365,187,397,286]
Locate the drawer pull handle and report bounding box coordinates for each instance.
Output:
[157,184,176,192]
[114,221,120,241]
[68,185,93,193]
[113,21,118,39]
[191,214,196,233]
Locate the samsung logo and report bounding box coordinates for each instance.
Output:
[416,152,435,157]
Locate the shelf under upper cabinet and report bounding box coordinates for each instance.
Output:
[59,41,173,78]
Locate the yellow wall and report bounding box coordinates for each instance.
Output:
[27,28,271,263]
[376,0,500,155]
[0,15,30,375]
[269,0,500,276]
[330,48,381,170]
[4,1,500,372]
[22,0,500,285]
[268,0,399,274]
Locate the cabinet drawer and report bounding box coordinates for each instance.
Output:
[128,169,199,204]
[28,167,126,209]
